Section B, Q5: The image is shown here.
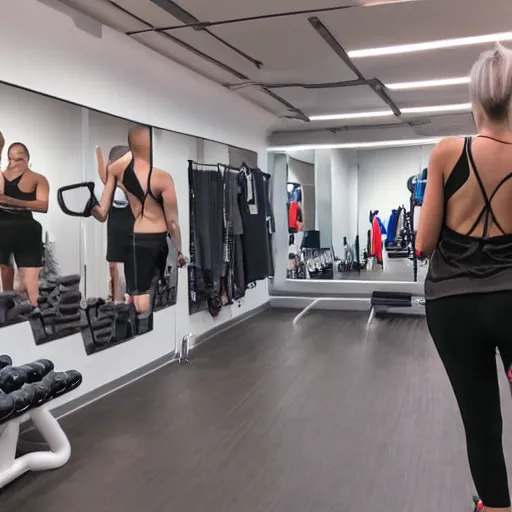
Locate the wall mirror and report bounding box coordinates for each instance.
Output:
[0,83,83,343]
[279,143,434,284]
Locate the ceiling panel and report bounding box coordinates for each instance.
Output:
[277,85,390,115]
[390,86,470,110]
[61,0,148,31]
[410,113,475,137]
[112,0,182,27]
[210,16,358,83]
[356,45,486,84]
[323,0,512,50]
[269,123,419,146]
[172,0,354,22]
[132,32,241,84]
[235,88,291,115]
[270,115,403,133]
[170,30,263,78]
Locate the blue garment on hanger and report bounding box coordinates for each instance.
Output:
[386,209,398,246]
[376,216,387,236]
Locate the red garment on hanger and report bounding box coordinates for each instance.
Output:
[288,200,299,230]
[371,216,383,265]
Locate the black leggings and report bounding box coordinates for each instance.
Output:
[426,291,512,509]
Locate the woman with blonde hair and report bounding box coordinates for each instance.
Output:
[418,43,512,512]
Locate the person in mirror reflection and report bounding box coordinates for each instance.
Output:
[92,125,185,316]
[417,43,512,512]
[0,143,49,307]
[95,145,134,303]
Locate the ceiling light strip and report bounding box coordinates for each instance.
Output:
[386,76,471,90]
[309,102,471,121]
[268,138,444,152]
[348,32,512,59]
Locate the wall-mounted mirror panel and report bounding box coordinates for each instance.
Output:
[277,143,434,283]
[0,83,83,343]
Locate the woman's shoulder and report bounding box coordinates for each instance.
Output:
[431,136,466,162]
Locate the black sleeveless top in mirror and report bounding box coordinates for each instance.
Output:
[425,136,512,300]
[0,173,35,220]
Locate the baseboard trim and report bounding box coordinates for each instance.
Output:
[21,301,270,432]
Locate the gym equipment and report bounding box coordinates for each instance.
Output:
[57,182,99,217]
[0,291,35,327]
[0,355,12,369]
[29,381,51,408]
[0,354,83,490]
[0,393,15,423]
[18,363,44,383]
[11,386,35,415]
[367,291,425,325]
[29,275,82,344]
[0,367,28,393]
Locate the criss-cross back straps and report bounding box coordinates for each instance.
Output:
[465,137,512,237]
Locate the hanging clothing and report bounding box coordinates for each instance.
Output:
[371,216,383,267]
[386,209,398,246]
[239,165,273,284]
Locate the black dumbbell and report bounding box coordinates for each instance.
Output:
[32,359,54,376]
[0,354,12,370]
[11,386,35,415]
[65,370,83,391]
[19,363,44,383]
[42,372,67,398]
[0,366,27,393]
[28,381,51,408]
[0,393,15,423]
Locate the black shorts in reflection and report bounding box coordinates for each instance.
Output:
[125,232,168,296]
[0,218,43,268]
[106,206,134,263]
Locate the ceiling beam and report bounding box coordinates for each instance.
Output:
[308,16,402,118]
[126,5,358,35]
[147,0,263,68]
[103,1,305,119]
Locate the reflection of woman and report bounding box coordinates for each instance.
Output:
[96,145,134,303]
[0,143,49,306]
[418,43,512,512]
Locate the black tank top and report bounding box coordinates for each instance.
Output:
[122,158,163,217]
[0,173,35,220]
[425,136,512,299]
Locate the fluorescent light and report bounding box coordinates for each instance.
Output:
[386,76,471,90]
[309,110,393,121]
[309,103,471,121]
[268,138,443,152]
[348,31,512,59]
[402,103,471,114]
[309,102,471,121]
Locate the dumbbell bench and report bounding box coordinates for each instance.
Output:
[0,355,82,488]
[368,291,426,325]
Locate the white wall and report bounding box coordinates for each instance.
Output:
[0,0,273,407]
[0,83,82,276]
[315,149,332,248]
[330,149,358,257]
[357,144,434,240]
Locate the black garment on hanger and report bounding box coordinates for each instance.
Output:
[239,165,273,284]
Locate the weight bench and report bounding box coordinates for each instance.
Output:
[368,291,425,325]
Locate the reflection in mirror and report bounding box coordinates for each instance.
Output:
[58,118,185,353]
[0,84,83,343]
[285,151,334,280]
[354,144,433,282]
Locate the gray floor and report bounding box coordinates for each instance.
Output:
[4,309,512,511]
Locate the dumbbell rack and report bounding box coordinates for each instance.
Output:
[0,405,70,488]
